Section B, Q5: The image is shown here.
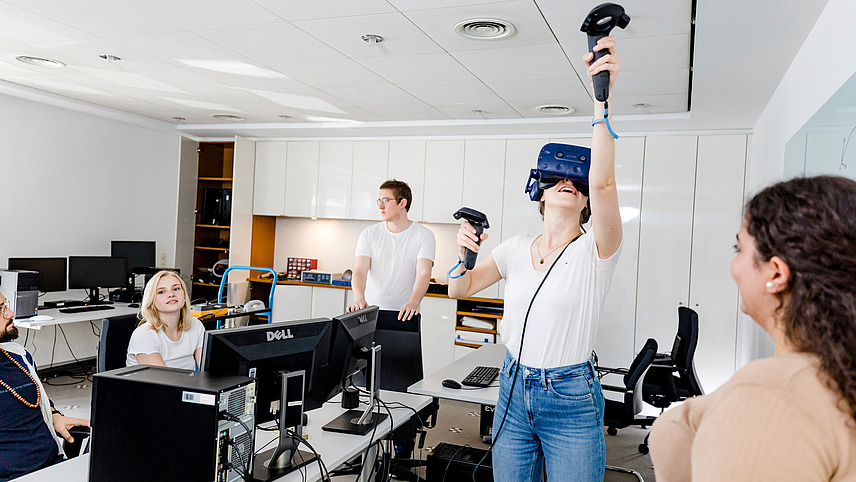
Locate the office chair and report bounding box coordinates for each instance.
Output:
[61,426,91,458]
[639,306,704,453]
[599,338,659,456]
[96,314,140,372]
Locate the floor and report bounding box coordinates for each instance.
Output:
[43,363,656,481]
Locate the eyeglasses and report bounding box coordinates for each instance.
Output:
[377,197,402,207]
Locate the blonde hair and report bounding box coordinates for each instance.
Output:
[139,270,193,332]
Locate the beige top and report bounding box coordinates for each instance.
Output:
[649,353,856,481]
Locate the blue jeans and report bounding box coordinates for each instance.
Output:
[492,351,605,481]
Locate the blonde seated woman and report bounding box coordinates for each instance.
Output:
[126,270,205,370]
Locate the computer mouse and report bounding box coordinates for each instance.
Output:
[29,315,54,322]
[442,379,462,390]
[128,303,140,308]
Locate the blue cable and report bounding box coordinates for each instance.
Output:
[448,257,466,279]
[592,105,619,139]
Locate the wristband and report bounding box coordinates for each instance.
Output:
[51,408,63,416]
[448,256,467,279]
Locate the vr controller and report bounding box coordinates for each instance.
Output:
[525,143,591,202]
[580,3,630,102]
[453,207,490,270]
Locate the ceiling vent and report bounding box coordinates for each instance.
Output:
[212,114,245,122]
[454,19,516,40]
[15,55,65,68]
[537,105,575,115]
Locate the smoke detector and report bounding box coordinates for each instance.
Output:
[454,19,516,40]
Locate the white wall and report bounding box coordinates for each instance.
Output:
[0,92,182,368]
[746,0,856,364]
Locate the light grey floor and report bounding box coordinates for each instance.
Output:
[44,370,656,481]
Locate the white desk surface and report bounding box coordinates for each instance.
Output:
[408,343,507,406]
[13,303,139,330]
[17,390,431,482]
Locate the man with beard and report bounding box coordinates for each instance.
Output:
[0,290,89,481]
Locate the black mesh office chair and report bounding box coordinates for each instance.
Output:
[97,314,139,372]
[639,306,704,453]
[599,338,659,457]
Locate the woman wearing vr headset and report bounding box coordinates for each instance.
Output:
[449,36,623,481]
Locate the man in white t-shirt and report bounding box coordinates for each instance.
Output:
[347,179,435,321]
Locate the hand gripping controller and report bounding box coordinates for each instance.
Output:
[453,207,490,270]
[580,3,630,102]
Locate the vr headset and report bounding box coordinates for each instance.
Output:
[525,143,591,201]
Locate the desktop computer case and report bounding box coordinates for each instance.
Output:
[0,270,38,318]
[89,366,255,482]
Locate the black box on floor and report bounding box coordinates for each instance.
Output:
[426,442,492,481]
[89,366,256,482]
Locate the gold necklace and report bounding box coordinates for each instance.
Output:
[0,348,41,409]
[536,233,582,264]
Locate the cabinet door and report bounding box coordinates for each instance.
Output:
[689,135,746,392]
[311,286,348,319]
[502,139,549,242]
[272,285,312,321]
[317,141,353,219]
[388,140,426,222]
[422,140,465,224]
[634,136,698,355]
[462,140,506,299]
[419,297,456,376]
[253,141,287,215]
[593,136,645,369]
[284,142,320,218]
[352,141,388,221]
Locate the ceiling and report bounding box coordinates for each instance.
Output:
[0,0,830,139]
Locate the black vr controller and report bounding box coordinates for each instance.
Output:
[580,3,630,102]
[525,143,591,202]
[453,207,490,270]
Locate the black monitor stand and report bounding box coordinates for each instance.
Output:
[252,370,316,481]
[322,344,388,436]
[84,288,113,305]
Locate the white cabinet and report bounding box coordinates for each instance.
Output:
[284,142,320,218]
[419,296,457,376]
[253,141,287,215]
[422,140,464,224]
[388,140,426,222]
[502,139,549,242]
[689,135,746,392]
[462,140,506,299]
[634,136,698,355]
[317,141,353,219]
[311,286,348,318]
[351,141,388,221]
[272,285,312,321]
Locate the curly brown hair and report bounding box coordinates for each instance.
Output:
[745,175,856,423]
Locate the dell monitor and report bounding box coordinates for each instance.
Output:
[68,256,127,304]
[111,241,156,278]
[7,257,67,292]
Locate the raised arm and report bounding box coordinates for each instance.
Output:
[585,36,622,259]
[448,220,502,299]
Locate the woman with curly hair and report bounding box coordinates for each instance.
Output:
[649,175,856,480]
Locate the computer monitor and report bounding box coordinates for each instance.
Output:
[7,257,67,292]
[111,241,156,284]
[329,305,379,389]
[68,256,127,304]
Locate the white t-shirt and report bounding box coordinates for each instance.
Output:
[126,317,206,370]
[492,232,621,368]
[355,221,436,311]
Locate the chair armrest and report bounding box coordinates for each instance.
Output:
[596,366,629,378]
[601,384,628,393]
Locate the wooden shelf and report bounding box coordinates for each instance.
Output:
[454,341,484,349]
[196,224,231,229]
[455,325,496,334]
[456,310,502,319]
[195,246,229,252]
[192,282,220,287]
[198,177,233,181]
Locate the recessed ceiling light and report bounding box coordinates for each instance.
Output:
[633,103,650,109]
[99,54,121,63]
[455,19,516,40]
[171,116,186,122]
[212,114,245,122]
[15,55,65,68]
[537,105,575,115]
[361,34,384,44]
[278,114,293,120]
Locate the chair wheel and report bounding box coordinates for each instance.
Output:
[607,427,617,436]
[638,444,649,455]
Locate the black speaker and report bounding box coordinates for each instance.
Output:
[201,188,223,226]
[219,188,232,226]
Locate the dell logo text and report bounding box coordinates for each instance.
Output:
[358,315,367,324]
[266,329,294,341]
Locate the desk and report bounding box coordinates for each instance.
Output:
[14,304,139,330]
[17,390,431,482]
[408,342,506,406]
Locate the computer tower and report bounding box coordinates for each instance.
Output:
[426,442,493,481]
[0,270,39,318]
[201,188,224,226]
[89,366,256,482]
[219,188,232,226]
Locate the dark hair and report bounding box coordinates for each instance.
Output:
[539,198,591,225]
[379,179,413,212]
[745,175,856,423]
